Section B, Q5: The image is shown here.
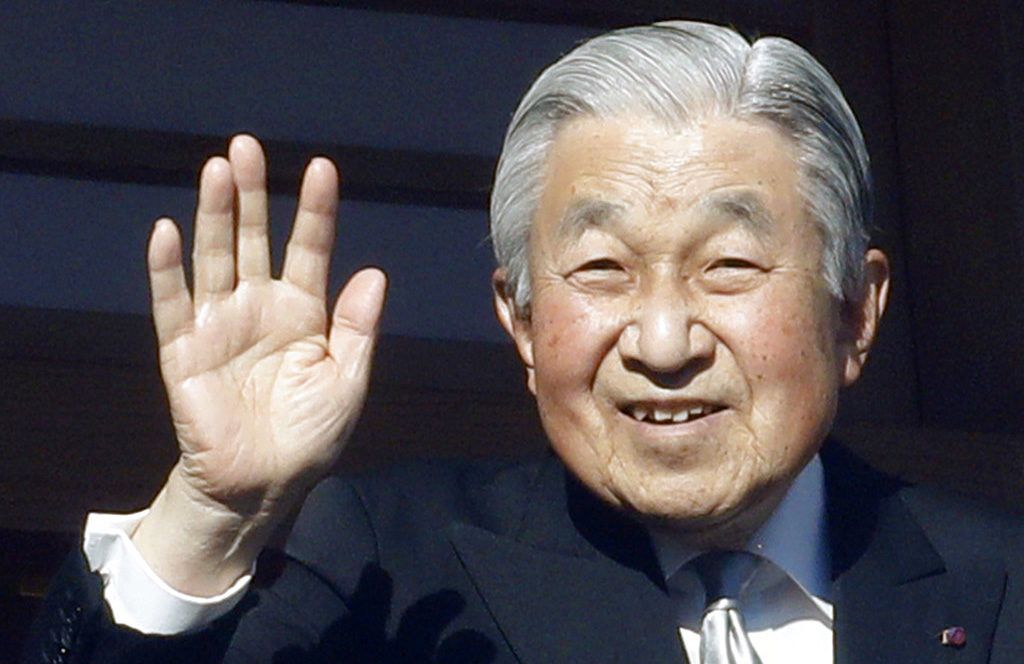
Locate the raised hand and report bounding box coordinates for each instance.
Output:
[132,136,386,595]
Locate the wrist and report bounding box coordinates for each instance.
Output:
[132,465,282,597]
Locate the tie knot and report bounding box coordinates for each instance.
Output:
[691,551,762,603]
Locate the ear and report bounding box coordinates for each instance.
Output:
[492,267,537,395]
[840,248,891,386]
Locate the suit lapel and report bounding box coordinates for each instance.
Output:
[447,444,1009,663]
[825,443,1006,664]
[448,458,684,663]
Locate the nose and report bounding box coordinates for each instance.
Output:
[616,279,715,374]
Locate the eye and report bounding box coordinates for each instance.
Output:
[566,257,631,291]
[701,257,766,293]
[578,258,624,272]
[708,257,758,270]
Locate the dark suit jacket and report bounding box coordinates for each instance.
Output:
[23,441,1024,663]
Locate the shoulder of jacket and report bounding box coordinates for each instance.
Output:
[899,482,1024,566]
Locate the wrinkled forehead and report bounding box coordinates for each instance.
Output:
[557,189,776,241]
[533,114,808,241]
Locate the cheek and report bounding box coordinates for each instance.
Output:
[716,289,838,389]
[531,292,623,387]
[528,291,627,494]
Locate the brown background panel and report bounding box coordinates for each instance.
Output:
[886,0,1024,433]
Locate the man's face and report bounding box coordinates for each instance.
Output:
[496,115,884,543]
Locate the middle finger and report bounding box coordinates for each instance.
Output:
[192,156,236,307]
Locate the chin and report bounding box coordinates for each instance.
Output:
[620,494,736,530]
[600,468,785,543]
[598,469,713,519]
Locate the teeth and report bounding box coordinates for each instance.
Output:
[629,404,718,423]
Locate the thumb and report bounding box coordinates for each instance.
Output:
[328,267,387,365]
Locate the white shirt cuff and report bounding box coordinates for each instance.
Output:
[82,510,252,635]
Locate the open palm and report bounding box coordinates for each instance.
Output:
[147,136,385,520]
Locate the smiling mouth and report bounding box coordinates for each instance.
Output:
[621,402,726,424]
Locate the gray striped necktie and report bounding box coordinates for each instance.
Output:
[691,551,764,664]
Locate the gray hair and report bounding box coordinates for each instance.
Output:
[490,20,871,310]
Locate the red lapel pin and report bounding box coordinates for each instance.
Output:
[940,626,967,648]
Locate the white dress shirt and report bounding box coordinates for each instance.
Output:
[83,510,250,634]
[651,454,834,663]
[84,455,834,662]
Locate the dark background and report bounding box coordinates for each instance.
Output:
[2,0,1022,654]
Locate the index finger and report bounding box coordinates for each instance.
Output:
[148,217,194,348]
[281,157,339,301]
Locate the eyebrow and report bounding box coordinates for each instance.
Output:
[697,189,776,236]
[555,189,777,238]
[557,198,627,237]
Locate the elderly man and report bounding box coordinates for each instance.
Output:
[26,19,1024,664]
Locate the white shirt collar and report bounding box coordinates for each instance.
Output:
[650,453,832,602]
